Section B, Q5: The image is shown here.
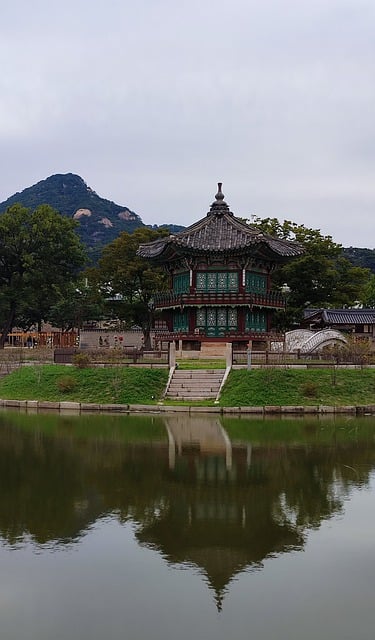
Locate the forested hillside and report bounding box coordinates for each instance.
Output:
[342,247,375,274]
[0,174,183,257]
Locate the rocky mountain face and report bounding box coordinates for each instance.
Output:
[0,174,183,255]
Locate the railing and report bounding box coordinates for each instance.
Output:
[153,331,283,344]
[8,331,78,348]
[232,350,375,366]
[54,347,169,366]
[152,290,285,309]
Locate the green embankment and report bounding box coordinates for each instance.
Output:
[219,368,375,406]
[0,366,168,405]
[0,365,375,407]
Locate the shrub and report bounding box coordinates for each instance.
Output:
[300,381,319,398]
[73,352,91,369]
[57,375,77,393]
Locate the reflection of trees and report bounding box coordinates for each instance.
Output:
[0,413,167,545]
[272,449,343,530]
[0,413,374,607]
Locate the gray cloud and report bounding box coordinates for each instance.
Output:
[1,0,374,246]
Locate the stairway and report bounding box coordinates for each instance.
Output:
[165,368,225,401]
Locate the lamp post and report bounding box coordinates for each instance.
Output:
[281,282,291,298]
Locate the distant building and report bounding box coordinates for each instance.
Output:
[302,308,375,341]
[137,184,303,350]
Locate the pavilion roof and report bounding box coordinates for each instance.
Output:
[137,184,304,262]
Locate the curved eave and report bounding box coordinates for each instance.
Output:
[138,237,304,263]
[137,211,304,261]
[253,237,305,261]
[137,237,171,259]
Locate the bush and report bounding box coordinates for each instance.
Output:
[57,375,77,393]
[300,381,319,398]
[73,352,91,369]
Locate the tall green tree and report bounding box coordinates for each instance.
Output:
[88,227,169,348]
[0,204,86,346]
[47,279,105,331]
[252,218,370,327]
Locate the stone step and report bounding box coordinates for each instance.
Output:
[171,377,223,383]
[170,380,221,384]
[169,382,221,387]
[167,393,217,399]
[170,390,220,395]
[171,389,216,396]
[165,367,225,400]
[174,369,224,378]
[174,369,224,374]
[168,396,216,402]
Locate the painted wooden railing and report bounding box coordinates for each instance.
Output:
[152,290,285,309]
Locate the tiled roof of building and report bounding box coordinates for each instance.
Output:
[137,184,304,261]
[304,308,375,324]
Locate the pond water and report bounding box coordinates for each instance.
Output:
[0,410,375,640]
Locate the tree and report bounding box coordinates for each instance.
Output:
[252,218,370,327]
[88,228,169,348]
[47,279,105,331]
[0,204,86,347]
[362,274,375,308]
[342,247,375,274]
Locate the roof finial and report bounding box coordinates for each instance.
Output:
[215,182,224,201]
[208,181,230,215]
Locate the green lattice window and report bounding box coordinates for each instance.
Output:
[196,271,238,292]
[245,272,267,293]
[173,310,189,332]
[245,310,266,332]
[196,307,237,337]
[173,272,190,293]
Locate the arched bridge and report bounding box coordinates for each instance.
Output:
[285,329,348,354]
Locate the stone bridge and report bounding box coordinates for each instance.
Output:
[281,328,348,354]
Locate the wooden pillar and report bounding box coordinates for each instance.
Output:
[188,309,195,333]
[238,308,246,334]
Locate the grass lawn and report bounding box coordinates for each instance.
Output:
[0,365,169,405]
[176,359,226,369]
[1,365,375,407]
[219,368,375,406]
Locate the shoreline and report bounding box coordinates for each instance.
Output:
[1,398,375,415]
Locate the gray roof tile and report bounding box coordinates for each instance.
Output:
[138,185,304,261]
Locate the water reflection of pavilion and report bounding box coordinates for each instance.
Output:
[0,412,374,610]
[140,415,303,609]
[165,414,241,471]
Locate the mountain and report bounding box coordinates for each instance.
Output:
[0,173,184,255]
[342,247,375,274]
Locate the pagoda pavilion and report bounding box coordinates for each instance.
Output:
[137,184,303,350]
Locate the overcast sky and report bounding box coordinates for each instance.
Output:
[1,0,374,247]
